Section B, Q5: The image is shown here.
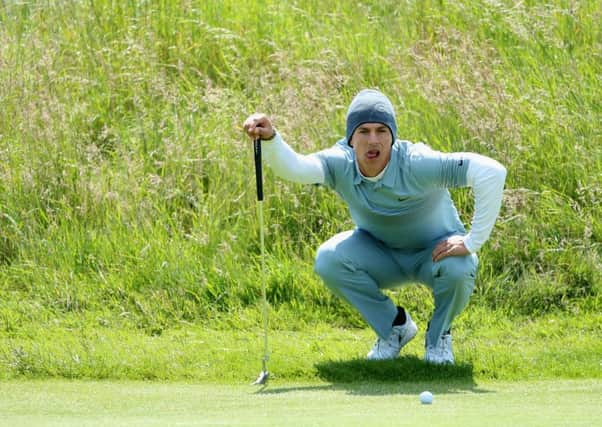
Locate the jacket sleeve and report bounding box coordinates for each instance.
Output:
[462,153,507,253]
[261,132,325,185]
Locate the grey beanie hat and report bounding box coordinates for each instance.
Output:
[346,89,397,146]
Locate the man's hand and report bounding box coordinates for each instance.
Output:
[243,113,275,141]
[432,235,470,262]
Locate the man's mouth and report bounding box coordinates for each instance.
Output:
[366,149,380,160]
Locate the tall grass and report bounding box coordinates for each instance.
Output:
[0,0,600,342]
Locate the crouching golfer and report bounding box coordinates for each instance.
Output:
[243,89,506,364]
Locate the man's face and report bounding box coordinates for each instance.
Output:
[349,123,393,177]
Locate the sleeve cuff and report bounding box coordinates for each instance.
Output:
[262,129,278,141]
[462,234,477,254]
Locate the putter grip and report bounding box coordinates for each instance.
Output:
[253,139,263,201]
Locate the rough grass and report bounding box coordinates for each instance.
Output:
[1,307,600,382]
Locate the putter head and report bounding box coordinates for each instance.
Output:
[253,370,269,385]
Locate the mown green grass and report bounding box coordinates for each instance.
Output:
[1,379,601,427]
[0,0,600,382]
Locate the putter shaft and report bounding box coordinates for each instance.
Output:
[254,139,269,384]
[258,199,269,372]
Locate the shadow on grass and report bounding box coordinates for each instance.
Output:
[316,355,474,383]
[259,355,490,396]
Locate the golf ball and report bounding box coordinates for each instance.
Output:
[419,391,433,404]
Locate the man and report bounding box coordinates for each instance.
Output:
[243,89,506,364]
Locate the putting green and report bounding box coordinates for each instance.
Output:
[0,379,599,426]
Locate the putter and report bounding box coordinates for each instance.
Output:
[252,138,270,386]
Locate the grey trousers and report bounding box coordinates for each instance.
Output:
[314,229,478,346]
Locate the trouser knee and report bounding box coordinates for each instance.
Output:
[433,255,478,297]
[314,243,342,289]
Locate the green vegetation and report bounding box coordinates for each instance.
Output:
[2,308,600,382]
[0,0,600,381]
[1,380,601,426]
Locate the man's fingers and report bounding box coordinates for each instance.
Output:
[249,125,267,139]
[432,238,469,262]
[432,241,448,261]
[432,247,448,262]
[243,122,260,139]
[247,124,260,138]
[433,246,454,262]
[243,114,272,140]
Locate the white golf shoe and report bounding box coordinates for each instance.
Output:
[424,332,455,365]
[367,313,418,360]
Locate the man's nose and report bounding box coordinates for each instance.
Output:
[368,131,379,143]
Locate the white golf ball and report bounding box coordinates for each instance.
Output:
[419,391,433,404]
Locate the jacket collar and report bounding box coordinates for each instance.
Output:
[353,156,397,189]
